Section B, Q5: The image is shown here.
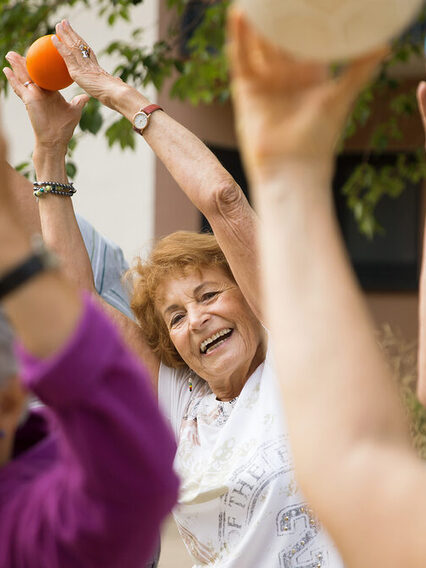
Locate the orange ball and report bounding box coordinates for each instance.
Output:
[26,34,73,91]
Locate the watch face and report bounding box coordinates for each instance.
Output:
[134,112,148,130]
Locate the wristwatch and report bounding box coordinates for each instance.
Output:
[132,104,163,135]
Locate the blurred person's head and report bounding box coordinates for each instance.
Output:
[0,309,26,466]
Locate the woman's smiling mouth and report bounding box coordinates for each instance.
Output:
[200,328,233,355]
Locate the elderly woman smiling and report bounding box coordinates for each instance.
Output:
[5,17,344,568]
[132,232,265,402]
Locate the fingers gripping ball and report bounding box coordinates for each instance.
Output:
[26,35,73,91]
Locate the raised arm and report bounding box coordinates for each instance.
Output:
[52,21,262,321]
[416,81,426,405]
[0,139,82,360]
[229,10,426,568]
[3,52,160,382]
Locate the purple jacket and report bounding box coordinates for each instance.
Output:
[0,296,179,568]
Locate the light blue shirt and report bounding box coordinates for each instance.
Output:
[76,215,134,320]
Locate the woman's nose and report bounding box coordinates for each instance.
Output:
[187,306,209,330]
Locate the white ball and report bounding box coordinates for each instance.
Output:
[238,0,423,61]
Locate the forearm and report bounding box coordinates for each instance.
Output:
[33,146,95,292]
[254,162,411,477]
[103,82,263,315]
[105,82,237,214]
[34,142,160,379]
[0,215,82,359]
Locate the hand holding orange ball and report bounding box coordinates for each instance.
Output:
[26,34,73,91]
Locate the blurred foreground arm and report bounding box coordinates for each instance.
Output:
[0,120,177,567]
[229,9,426,568]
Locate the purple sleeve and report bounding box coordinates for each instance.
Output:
[4,294,178,568]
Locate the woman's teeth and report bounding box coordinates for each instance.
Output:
[200,328,232,354]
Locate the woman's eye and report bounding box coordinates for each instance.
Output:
[201,291,218,302]
[170,314,184,327]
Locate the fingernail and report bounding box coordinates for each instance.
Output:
[5,52,11,60]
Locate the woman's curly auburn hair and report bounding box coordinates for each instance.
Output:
[129,231,235,368]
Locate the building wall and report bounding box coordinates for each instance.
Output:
[3,1,159,263]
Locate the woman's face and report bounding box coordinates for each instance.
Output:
[157,266,265,388]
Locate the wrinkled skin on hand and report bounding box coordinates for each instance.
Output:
[3,51,89,151]
[52,21,122,107]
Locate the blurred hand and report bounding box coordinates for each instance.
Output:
[228,8,386,181]
[52,21,123,107]
[3,51,89,151]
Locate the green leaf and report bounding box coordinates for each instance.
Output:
[79,98,103,135]
[66,160,77,179]
[2,0,425,239]
[105,117,135,150]
[14,160,33,179]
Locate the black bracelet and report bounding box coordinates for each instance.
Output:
[33,181,76,198]
[0,236,59,301]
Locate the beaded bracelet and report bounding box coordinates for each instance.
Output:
[33,181,76,198]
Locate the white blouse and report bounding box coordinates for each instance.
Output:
[159,346,343,568]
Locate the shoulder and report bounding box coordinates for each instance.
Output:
[76,215,133,320]
[76,215,128,279]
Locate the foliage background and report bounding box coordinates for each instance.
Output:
[1,0,426,237]
[2,0,426,450]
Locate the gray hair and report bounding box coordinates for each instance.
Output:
[0,308,18,389]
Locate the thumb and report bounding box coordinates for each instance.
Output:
[71,93,90,109]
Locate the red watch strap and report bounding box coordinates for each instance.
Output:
[142,104,163,115]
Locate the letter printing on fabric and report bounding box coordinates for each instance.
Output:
[158,343,344,568]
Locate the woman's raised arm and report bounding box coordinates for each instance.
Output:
[52,20,262,321]
[3,52,160,384]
